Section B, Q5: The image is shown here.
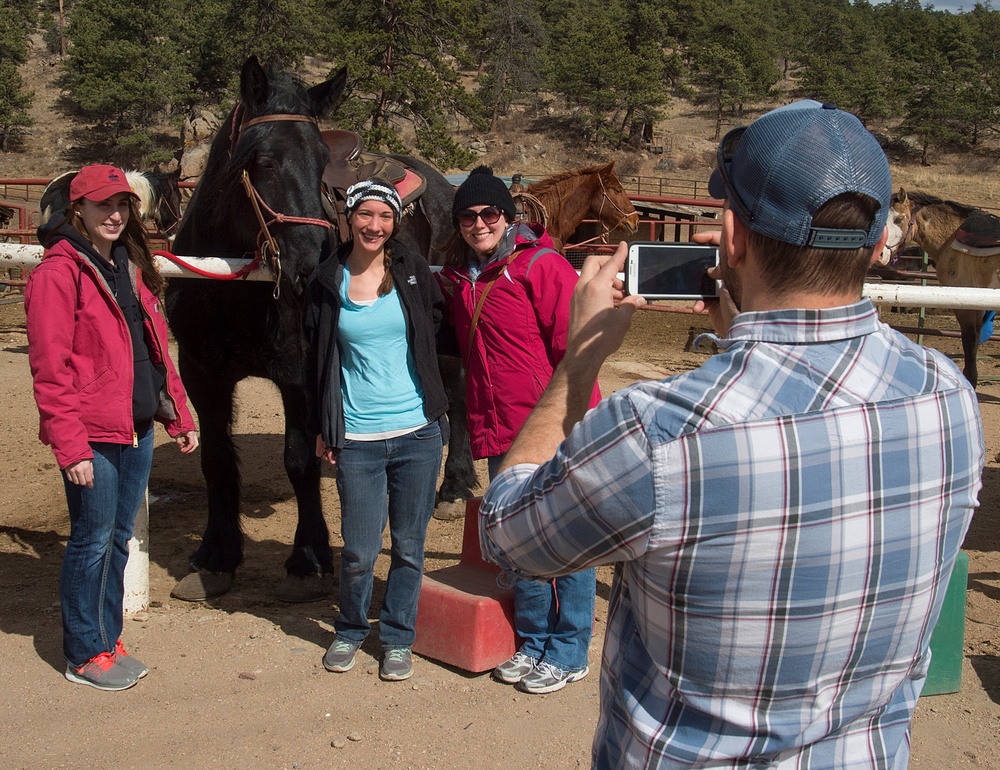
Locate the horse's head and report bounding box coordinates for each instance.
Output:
[594,162,639,234]
[154,168,183,236]
[882,187,913,263]
[125,169,183,236]
[181,56,347,294]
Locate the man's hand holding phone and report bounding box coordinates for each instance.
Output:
[691,229,739,337]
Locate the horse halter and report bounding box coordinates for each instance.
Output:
[152,194,182,238]
[889,202,921,259]
[596,172,635,238]
[232,107,334,298]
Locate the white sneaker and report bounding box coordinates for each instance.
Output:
[515,661,588,694]
[492,651,539,684]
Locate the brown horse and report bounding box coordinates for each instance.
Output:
[885,188,1000,387]
[515,162,639,248]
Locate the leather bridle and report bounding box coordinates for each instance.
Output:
[888,202,920,259]
[596,172,636,238]
[233,110,334,298]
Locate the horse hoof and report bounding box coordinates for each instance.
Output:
[170,569,234,602]
[433,500,466,522]
[276,573,334,603]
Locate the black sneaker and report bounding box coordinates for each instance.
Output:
[323,639,359,672]
[379,648,413,681]
[65,652,139,691]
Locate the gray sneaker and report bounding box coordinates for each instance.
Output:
[515,661,589,694]
[65,652,139,691]
[380,648,413,681]
[492,651,539,684]
[114,640,149,679]
[323,639,359,673]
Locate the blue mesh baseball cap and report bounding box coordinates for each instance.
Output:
[708,100,891,249]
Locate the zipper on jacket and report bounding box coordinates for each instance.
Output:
[80,255,138,438]
[134,264,182,422]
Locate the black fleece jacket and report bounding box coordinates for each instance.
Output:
[303,239,449,451]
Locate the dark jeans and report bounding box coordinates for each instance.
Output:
[60,429,154,667]
[334,422,442,649]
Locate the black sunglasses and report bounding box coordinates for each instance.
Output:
[456,207,504,227]
[715,126,754,224]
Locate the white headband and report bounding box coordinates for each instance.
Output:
[345,179,402,220]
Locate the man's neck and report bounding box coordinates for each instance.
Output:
[742,291,863,313]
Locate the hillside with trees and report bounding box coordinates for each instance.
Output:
[1,0,999,174]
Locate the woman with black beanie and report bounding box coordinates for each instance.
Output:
[439,166,599,694]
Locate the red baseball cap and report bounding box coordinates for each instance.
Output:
[69,164,139,202]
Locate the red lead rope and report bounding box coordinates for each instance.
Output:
[152,249,263,280]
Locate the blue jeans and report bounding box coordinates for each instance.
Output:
[487,454,595,672]
[60,428,154,668]
[334,422,442,649]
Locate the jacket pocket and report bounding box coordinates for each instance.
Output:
[78,365,112,395]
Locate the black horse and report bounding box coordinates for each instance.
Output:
[40,168,182,235]
[165,57,474,602]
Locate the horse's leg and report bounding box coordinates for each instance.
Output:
[955,308,982,388]
[170,353,241,601]
[274,380,333,603]
[435,353,478,521]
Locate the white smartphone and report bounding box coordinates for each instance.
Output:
[625,242,720,300]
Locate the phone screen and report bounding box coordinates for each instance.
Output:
[627,243,719,299]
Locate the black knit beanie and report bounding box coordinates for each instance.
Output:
[452,165,517,224]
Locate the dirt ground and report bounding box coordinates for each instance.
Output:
[0,297,998,770]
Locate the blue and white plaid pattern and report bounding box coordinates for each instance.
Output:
[481,300,983,769]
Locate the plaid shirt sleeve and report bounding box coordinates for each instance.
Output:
[479,388,658,577]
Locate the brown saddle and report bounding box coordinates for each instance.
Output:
[952,210,1000,257]
[320,129,428,239]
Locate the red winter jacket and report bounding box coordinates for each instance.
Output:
[25,236,196,469]
[440,223,601,460]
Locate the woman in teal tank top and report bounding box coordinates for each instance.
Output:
[304,179,448,682]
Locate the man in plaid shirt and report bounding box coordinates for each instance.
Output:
[479,101,984,769]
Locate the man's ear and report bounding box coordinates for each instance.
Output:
[723,207,746,267]
[869,226,889,266]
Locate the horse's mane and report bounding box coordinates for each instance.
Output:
[125,170,155,220]
[898,189,977,219]
[528,163,614,194]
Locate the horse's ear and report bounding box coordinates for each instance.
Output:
[898,187,908,204]
[240,56,270,108]
[308,67,348,119]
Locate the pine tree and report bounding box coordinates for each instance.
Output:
[472,0,548,131]
[688,0,781,137]
[545,0,676,147]
[0,2,35,151]
[61,0,191,162]
[319,0,482,170]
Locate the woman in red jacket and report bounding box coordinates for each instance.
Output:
[26,165,198,691]
[439,166,599,695]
